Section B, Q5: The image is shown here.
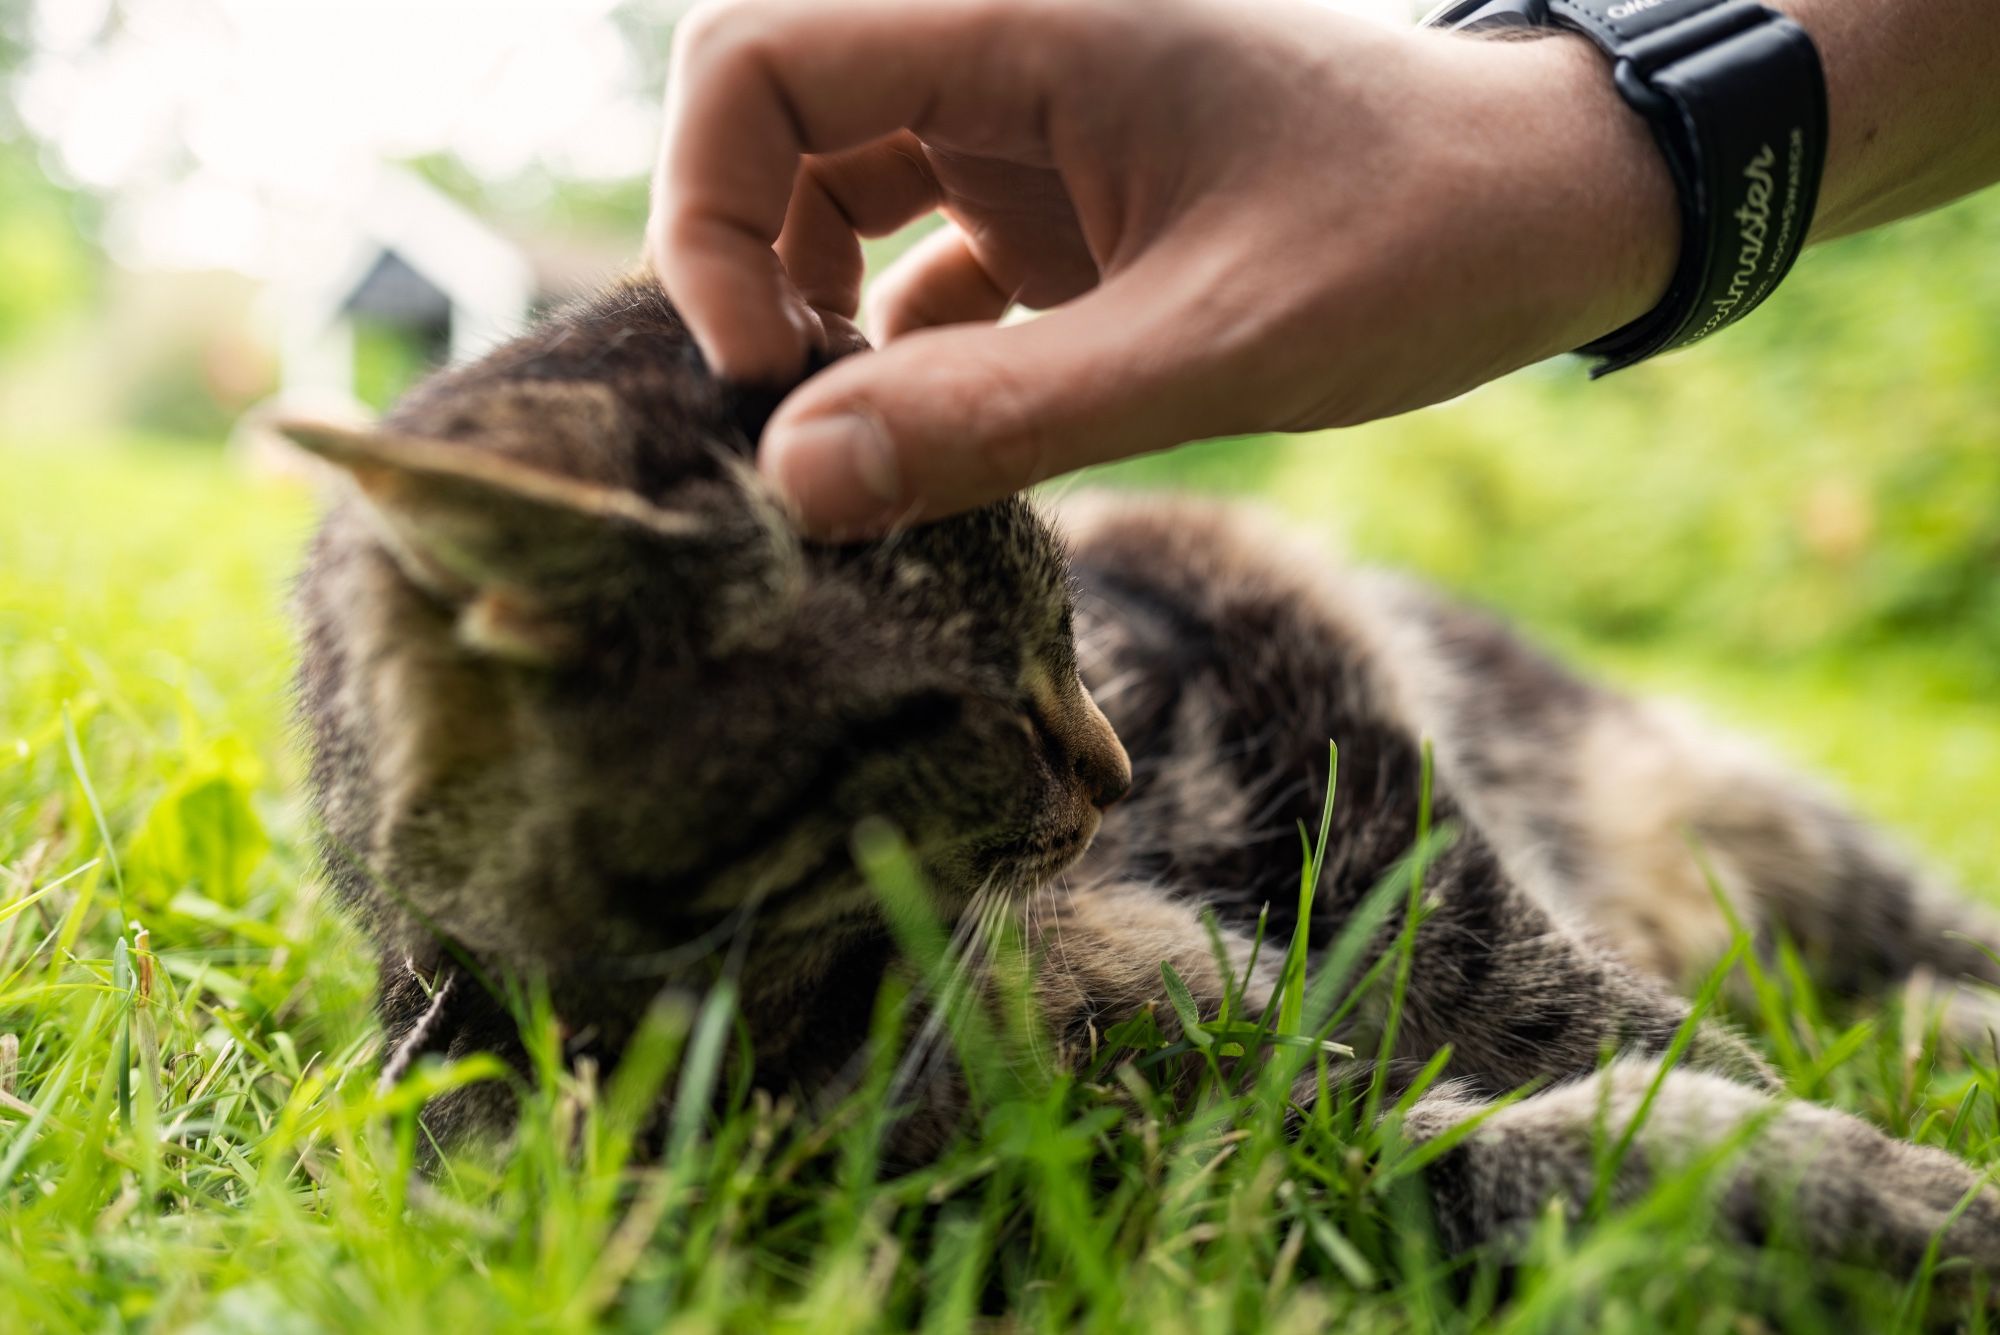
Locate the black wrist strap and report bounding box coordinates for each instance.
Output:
[1423,0,1827,374]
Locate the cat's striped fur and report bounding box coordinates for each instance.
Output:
[290,280,2000,1279]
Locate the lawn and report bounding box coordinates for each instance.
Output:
[5,395,2000,1330]
[0,165,1994,1335]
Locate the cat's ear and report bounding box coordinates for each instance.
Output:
[278,418,798,663]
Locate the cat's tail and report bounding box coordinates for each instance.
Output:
[1599,700,2000,1041]
[1407,1057,2000,1288]
[1357,575,2000,1029]
[1684,734,2000,993]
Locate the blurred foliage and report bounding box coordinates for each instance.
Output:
[398,0,677,239]
[406,150,652,240]
[0,0,98,348]
[0,139,94,350]
[119,343,241,441]
[1092,187,2000,685]
[0,0,29,87]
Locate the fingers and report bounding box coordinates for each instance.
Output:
[648,0,1064,382]
[864,223,1015,340]
[759,269,1229,538]
[777,133,943,320]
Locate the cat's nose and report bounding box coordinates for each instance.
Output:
[1029,668,1133,810]
[1077,731,1133,810]
[1068,691,1132,811]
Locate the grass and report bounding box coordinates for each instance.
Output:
[5,432,2000,1333]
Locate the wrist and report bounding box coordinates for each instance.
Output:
[1481,33,1683,356]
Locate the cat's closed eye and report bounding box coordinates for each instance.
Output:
[851,691,967,753]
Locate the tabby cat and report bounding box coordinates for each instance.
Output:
[288,278,2000,1279]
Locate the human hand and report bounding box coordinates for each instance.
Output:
[647,0,1678,538]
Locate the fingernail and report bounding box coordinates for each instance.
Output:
[766,410,902,518]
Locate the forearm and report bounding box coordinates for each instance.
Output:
[1783,0,2000,239]
[1507,0,1999,351]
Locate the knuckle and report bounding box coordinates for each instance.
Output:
[673,0,775,66]
[956,0,1047,29]
[947,0,1117,80]
[860,283,913,340]
[1028,0,1159,53]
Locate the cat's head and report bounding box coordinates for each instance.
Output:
[288,284,1128,962]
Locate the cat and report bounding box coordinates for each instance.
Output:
[286,277,2000,1281]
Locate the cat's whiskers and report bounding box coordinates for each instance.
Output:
[1081,666,1147,709]
[1026,873,1091,1071]
[887,876,1008,1108]
[1033,473,1091,512]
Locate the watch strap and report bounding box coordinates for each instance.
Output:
[1424,0,1827,373]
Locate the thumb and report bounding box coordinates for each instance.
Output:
[760,280,1220,538]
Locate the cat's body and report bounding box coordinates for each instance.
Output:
[291,280,2000,1278]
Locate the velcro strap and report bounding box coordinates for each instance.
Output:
[1422,0,1827,373]
[1562,0,1826,370]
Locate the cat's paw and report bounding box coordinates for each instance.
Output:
[1903,966,2000,1056]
